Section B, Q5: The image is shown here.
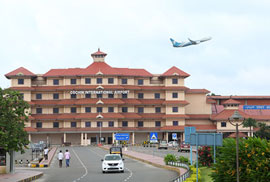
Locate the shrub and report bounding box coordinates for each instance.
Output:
[211,137,270,182]
[178,156,189,164]
[198,146,213,167]
[164,154,177,164]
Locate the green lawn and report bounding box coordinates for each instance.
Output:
[200,167,213,182]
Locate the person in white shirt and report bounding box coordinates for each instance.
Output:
[44,147,49,160]
[58,150,64,168]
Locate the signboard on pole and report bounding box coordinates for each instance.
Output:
[150,132,158,143]
[115,133,129,141]
[172,133,177,140]
[184,127,196,143]
[190,133,223,146]
[243,105,270,110]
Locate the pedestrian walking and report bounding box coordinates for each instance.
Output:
[64,149,71,167]
[58,150,64,168]
[44,147,49,160]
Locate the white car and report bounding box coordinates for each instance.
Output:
[168,141,179,148]
[102,154,124,173]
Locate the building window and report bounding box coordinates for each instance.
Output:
[172,92,178,98]
[138,93,144,99]
[97,107,103,113]
[109,121,114,127]
[138,121,144,127]
[71,107,77,113]
[36,122,42,128]
[108,78,114,84]
[172,78,178,84]
[53,79,59,85]
[155,121,161,127]
[85,93,91,98]
[71,79,77,85]
[122,121,128,127]
[122,93,128,99]
[18,79,24,85]
[221,122,227,127]
[108,107,114,113]
[97,93,102,98]
[85,121,91,127]
[36,108,42,114]
[71,122,77,128]
[97,121,102,127]
[97,78,102,84]
[121,78,127,84]
[122,107,128,113]
[138,107,144,113]
[172,107,178,113]
[85,78,91,84]
[36,93,42,100]
[53,108,59,114]
[53,93,59,100]
[108,93,114,98]
[71,93,77,99]
[173,121,178,126]
[53,122,59,128]
[85,107,91,113]
[155,107,161,113]
[138,79,144,85]
[154,93,160,99]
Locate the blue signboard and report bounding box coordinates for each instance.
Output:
[243,105,270,110]
[190,133,223,146]
[172,133,177,140]
[150,132,158,143]
[115,133,129,141]
[184,127,196,143]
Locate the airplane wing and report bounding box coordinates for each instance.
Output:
[188,38,197,44]
[199,37,212,42]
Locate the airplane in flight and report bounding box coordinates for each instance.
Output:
[170,37,212,48]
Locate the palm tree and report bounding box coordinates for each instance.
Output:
[243,118,257,137]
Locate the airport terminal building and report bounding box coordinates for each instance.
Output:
[5,49,270,145]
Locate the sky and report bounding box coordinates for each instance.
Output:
[1,0,270,95]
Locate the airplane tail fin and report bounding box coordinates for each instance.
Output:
[170,38,181,47]
[170,38,175,45]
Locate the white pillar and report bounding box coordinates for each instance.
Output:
[166,132,168,142]
[81,133,84,146]
[28,134,32,142]
[84,133,87,145]
[63,133,66,143]
[132,132,135,145]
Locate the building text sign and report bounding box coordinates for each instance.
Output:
[243,105,270,110]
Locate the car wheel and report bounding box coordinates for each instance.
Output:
[121,170,124,173]
[102,171,105,173]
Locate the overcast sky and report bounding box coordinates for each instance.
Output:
[1,0,270,95]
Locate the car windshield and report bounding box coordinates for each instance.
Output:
[161,141,167,144]
[111,148,121,152]
[105,155,121,161]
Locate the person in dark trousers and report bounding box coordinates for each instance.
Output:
[64,149,71,167]
[58,150,64,168]
[44,147,49,160]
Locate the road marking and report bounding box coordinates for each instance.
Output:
[72,148,88,182]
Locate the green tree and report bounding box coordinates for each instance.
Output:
[243,118,257,137]
[0,88,30,154]
[211,137,270,182]
[255,122,270,140]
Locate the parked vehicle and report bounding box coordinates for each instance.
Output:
[110,146,122,157]
[101,154,124,173]
[168,141,179,148]
[158,140,168,149]
[178,142,190,152]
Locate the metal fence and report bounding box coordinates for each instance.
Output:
[168,161,191,182]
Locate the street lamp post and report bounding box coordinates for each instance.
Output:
[228,111,244,182]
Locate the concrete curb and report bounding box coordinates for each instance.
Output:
[17,172,43,182]
[99,146,181,176]
[31,147,57,168]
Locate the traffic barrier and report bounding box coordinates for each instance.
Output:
[167,161,191,182]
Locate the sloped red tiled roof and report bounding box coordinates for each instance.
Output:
[161,66,190,77]
[228,132,247,138]
[223,99,240,105]
[121,113,142,119]
[211,109,249,121]
[24,127,37,132]
[114,68,152,77]
[161,126,185,131]
[186,89,210,94]
[5,67,36,78]
[162,114,189,119]
[162,100,189,105]
[91,48,107,56]
[139,113,165,119]
[206,98,216,104]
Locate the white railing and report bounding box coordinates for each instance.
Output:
[167,161,190,182]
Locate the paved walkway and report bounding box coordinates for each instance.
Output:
[0,169,43,182]
[40,147,57,166]
[101,145,187,176]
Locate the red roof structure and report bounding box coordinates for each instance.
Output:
[5,67,36,78]
[223,99,240,105]
[161,66,190,77]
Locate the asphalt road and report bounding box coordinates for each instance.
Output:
[34,146,178,182]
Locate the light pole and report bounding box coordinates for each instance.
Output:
[99,122,102,144]
[228,111,244,182]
